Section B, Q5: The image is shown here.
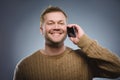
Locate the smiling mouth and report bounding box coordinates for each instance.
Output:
[50,32,62,38]
[49,29,63,36]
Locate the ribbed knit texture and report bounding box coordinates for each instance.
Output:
[14,47,92,80]
[14,35,120,80]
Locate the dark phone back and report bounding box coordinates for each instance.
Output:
[67,27,76,37]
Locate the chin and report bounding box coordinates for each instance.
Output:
[52,36,67,43]
[52,39,64,43]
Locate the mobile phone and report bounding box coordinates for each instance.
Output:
[67,27,76,37]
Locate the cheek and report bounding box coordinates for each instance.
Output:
[45,26,51,32]
[43,26,52,34]
[63,26,67,32]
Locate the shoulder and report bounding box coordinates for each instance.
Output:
[67,46,88,60]
[66,46,85,56]
[67,46,84,54]
[16,50,41,67]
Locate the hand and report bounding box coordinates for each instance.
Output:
[67,24,84,44]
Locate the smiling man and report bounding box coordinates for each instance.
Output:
[40,11,67,56]
[13,6,120,80]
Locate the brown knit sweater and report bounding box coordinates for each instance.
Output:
[13,35,120,80]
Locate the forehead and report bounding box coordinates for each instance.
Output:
[44,12,66,21]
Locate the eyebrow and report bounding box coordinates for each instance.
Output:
[47,20,64,22]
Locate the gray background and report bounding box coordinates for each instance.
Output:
[0,0,120,80]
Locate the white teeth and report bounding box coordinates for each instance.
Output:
[49,30,63,34]
[51,33,61,37]
[49,30,63,37]
[51,32,62,34]
[52,33,60,35]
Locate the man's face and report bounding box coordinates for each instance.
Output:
[41,12,67,45]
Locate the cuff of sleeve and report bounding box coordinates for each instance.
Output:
[77,34,93,51]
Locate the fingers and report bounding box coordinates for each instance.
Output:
[69,36,79,44]
[67,24,80,28]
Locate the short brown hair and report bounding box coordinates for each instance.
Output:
[40,6,67,25]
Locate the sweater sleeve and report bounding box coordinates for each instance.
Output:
[77,34,120,78]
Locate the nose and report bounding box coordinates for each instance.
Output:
[55,23,59,29]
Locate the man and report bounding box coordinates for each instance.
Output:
[13,6,120,80]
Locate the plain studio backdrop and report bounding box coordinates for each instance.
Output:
[0,0,120,80]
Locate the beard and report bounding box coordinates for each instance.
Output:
[44,29,67,48]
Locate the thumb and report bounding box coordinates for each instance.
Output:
[69,37,78,44]
[69,37,74,42]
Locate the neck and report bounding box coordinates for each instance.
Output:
[43,43,66,56]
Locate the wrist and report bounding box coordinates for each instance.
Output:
[77,34,93,49]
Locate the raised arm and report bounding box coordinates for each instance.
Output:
[67,24,120,78]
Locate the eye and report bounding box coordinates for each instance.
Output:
[47,22,54,25]
[59,22,64,25]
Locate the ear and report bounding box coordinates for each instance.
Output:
[40,25,43,35]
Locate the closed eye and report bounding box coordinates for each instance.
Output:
[47,22,54,25]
